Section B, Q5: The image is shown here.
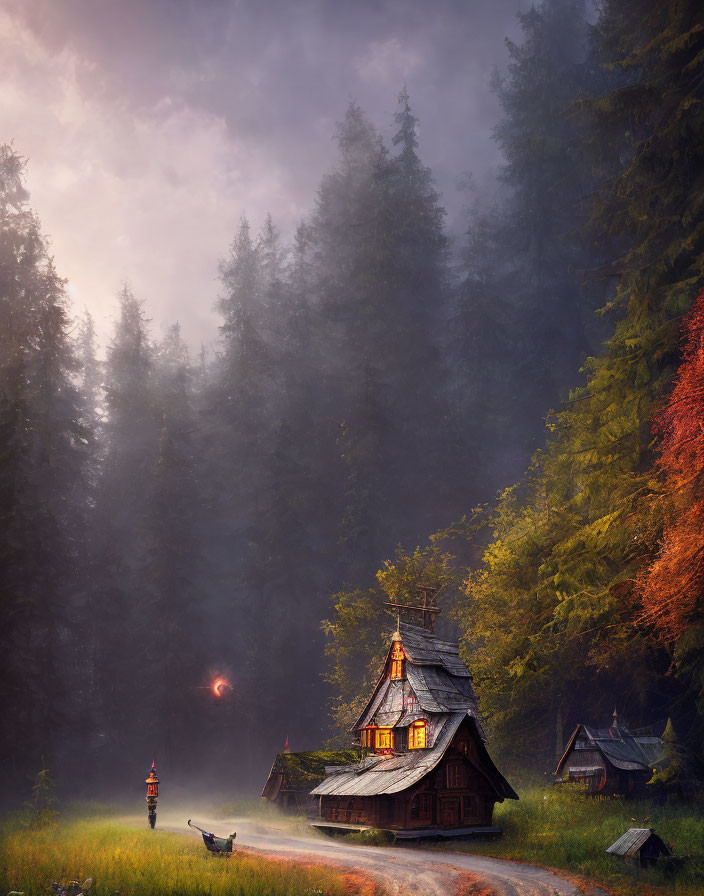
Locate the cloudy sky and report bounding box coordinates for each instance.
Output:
[1,0,523,350]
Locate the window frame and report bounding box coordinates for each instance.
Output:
[410,792,433,820]
[375,727,394,752]
[408,719,427,749]
[446,762,466,789]
[390,641,405,680]
[360,726,378,749]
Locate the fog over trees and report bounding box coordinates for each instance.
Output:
[2,0,703,798]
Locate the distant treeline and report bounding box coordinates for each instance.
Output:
[1,0,703,796]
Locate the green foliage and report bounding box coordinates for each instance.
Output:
[344,828,394,846]
[275,751,360,786]
[649,719,703,794]
[24,760,60,831]
[323,537,467,739]
[323,0,704,774]
[0,143,89,779]
[450,0,615,497]
[322,585,387,742]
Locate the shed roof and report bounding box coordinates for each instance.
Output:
[261,750,360,797]
[606,828,670,858]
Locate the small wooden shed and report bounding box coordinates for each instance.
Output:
[261,750,359,814]
[555,711,661,795]
[606,828,670,868]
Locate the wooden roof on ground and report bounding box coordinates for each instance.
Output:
[606,828,670,858]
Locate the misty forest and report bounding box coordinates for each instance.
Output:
[2,0,704,867]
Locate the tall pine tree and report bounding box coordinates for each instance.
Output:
[0,146,88,786]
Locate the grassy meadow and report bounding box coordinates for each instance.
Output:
[0,814,372,896]
[442,786,704,896]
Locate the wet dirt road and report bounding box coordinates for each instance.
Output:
[158,813,611,896]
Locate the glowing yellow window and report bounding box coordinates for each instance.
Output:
[390,641,405,680]
[361,726,377,748]
[408,720,427,749]
[375,728,394,751]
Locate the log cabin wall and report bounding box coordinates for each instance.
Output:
[561,746,608,792]
[560,744,650,794]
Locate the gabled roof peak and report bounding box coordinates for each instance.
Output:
[555,718,663,775]
[351,622,480,733]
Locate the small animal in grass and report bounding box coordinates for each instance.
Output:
[8,881,93,896]
[188,819,236,855]
[52,880,94,896]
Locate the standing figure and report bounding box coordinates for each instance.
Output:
[145,759,159,829]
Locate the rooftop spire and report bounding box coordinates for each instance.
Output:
[391,613,401,642]
[383,585,441,632]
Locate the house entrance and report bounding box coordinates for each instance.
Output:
[440,797,460,826]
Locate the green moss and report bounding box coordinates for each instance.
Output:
[276,750,360,787]
[345,829,395,846]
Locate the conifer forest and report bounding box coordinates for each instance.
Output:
[1,0,704,801]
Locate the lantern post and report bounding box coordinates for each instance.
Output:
[145,758,159,829]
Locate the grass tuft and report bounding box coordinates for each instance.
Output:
[344,829,394,846]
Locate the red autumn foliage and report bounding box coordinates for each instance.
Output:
[637,289,704,641]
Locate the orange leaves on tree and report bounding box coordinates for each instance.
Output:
[638,289,704,641]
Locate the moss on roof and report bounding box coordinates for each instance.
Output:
[277,750,360,788]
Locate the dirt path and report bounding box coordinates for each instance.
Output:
[156,813,611,896]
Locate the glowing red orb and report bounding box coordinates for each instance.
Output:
[212,676,230,697]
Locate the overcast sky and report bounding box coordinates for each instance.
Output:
[1,0,523,351]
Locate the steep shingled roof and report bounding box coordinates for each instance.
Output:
[556,722,662,775]
[399,623,472,677]
[352,622,484,736]
[311,714,517,800]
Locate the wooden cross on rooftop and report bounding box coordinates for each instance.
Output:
[384,585,442,632]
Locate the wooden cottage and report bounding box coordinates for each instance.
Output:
[555,711,662,795]
[261,750,359,814]
[606,828,670,868]
[310,622,517,835]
